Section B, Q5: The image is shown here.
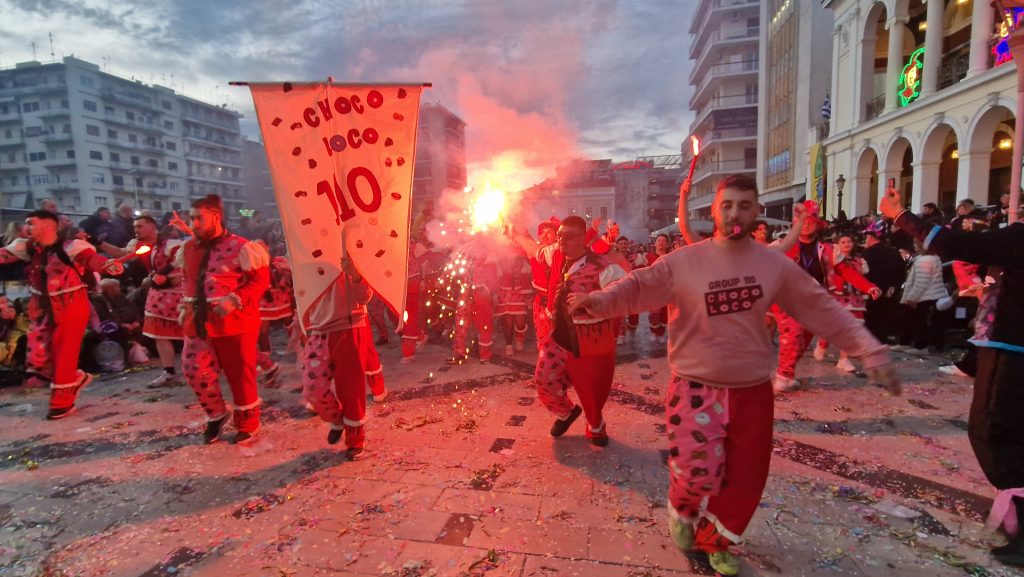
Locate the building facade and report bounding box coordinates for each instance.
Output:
[412,103,467,216]
[757,0,834,219]
[687,0,762,218]
[0,56,243,218]
[824,0,1015,217]
[241,137,276,220]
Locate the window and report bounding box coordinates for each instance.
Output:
[172,202,182,210]
[104,106,114,115]
[128,134,137,143]
[153,200,162,210]
[585,206,593,219]
[126,111,135,121]
[135,177,143,188]
[95,196,108,206]
[163,121,173,130]
[83,100,97,112]
[91,172,105,184]
[170,183,179,191]
[80,75,95,88]
[89,150,103,160]
[112,175,124,186]
[144,137,156,147]
[146,159,158,168]
[62,123,70,133]
[86,125,100,136]
[161,100,172,111]
[60,99,68,109]
[21,102,40,113]
[130,156,140,165]
[66,149,75,159]
[110,152,120,162]
[107,129,117,139]
[168,161,178,171]
[600,206,608,220]
[165,141,176,151]
[28,152,47,161]
[32,174,51,185]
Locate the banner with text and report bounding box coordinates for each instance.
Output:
[250,83,422,332]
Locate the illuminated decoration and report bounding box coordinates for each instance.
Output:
[238,208,256,217]
[993,8,1024,67]
[999,137,1014,150]
[898,47,926,107]
[951,149,959,160]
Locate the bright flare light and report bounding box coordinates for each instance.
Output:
[469,184,508,233]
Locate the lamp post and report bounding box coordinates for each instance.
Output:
[835,174,846,219]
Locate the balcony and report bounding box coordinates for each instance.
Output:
[187,173,243,185]
[700,125,758,147]
[864,94,885,121]
[43,133,74,145]
[0,162,28,172]
[938,50,970,91]
[691,158,757,186]
[0,140,25,149]
[100,88,157,110]
[689,28,761,82]
[689,0,760,39]
[181,112,240,131]
[184,151,242,167]
[689,59,759,109]
[0,112,20,124]
[182,132,241,150]
[47,185,78,194]
[43,158,77,169]
[691,94,758,131]
[38,109,70,119]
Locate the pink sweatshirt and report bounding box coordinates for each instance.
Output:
[585,238,890,388]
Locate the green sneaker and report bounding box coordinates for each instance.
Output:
[708,550,740,576]
[669,516,695,552]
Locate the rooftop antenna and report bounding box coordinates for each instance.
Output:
[48,32,55,60]
[30,41,37,60]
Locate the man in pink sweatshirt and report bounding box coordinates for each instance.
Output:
[568,174,901,576]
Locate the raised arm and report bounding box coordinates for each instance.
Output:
[769,202,806,253]
[677,177,696,245]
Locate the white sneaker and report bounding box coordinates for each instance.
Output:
[260,363,281,384]
[938,364,969,377]
[147,370,178,388]
[400,355,415,364]
[771,372,799,393]
[505,344,514,356]
[835,357,855,372]
[813,343,827,361]
[372,389,389,403]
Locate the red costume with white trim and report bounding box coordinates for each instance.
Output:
[534,249,625,440]
[0,238,111,412]
[300,273,376,450]
[257,256,294,373]
[126,238,184,340]
[178,233,270,434]
[401,242,428,360]
[495,246,531,352]
[452,242,499,362]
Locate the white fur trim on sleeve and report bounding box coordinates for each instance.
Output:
[238,240,271,271]
[63,239,95,259]
[599,264,627,288]
[164,239,184,258]
[2,238,30,261]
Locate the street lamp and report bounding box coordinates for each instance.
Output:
[835,174,846,219]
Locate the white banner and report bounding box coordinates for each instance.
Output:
[249,83,423,332]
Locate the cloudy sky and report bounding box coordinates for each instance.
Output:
[1,0,696,182]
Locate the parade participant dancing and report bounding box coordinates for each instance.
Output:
[495,240,532,355]
[256,242,293,385]
[567,175,900,576]
[449,238,499,364]
[400,237,430,364]
[0,210,124,418]
[615,236,642,344]
[880,187,1024,565]
[535,216,626,446]
[516,217,559,347]
[772,202,880,392]
[300,255,376,459]
[645,234,671,344]
[102,215,185,387]
[812,233,874,372]
[177,195,270,445]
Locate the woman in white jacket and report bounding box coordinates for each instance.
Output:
[898,240,948,351]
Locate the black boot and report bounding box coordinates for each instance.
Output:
[992,496,1024,566]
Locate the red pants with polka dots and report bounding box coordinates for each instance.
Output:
[183,332,261,433]
[774,309,813,379]
[666,377,774,551]
[302,327,371,448]
[534,337,615,436]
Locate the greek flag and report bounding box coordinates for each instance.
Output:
[821,94,832,120]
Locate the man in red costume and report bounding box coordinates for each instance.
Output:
[102,215,185,387]
[300,255,376,459]
[0,210,123,418]
[534,215,627,446]
[178,195,270,445]
[772,201,881,392]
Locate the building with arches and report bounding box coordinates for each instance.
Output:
[824,0,1017,217]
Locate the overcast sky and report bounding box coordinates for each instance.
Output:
[1,0,695,181]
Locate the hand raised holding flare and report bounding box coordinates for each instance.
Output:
[676,175,696,245]
[168,211,191,236]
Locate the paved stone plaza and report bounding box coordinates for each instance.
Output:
[1,337,1022,577]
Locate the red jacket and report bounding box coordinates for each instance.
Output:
[178,233,270,338]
